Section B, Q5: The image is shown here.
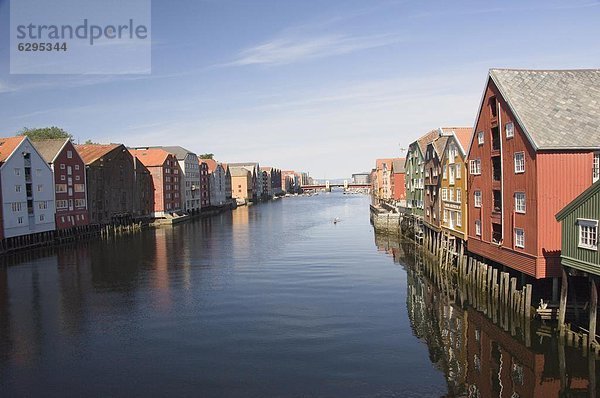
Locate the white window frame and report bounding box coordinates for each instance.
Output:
[515,228,525,249]
[475,220,482,236]
[505,122,514,138]
[441,188,448,201]
[578,219,598,251]
[514,152,525,174]
[456,211,462,227]
[593,152,599,183]
[515,192,526,214]
[470,159,481,175]
[474,191,482,208]
[477,131,484,145]
[456,188,461,203]
[456,163,461,179]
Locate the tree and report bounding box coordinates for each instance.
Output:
[199,153,214,159]
[84,139,99,144]
[19,126,73,141]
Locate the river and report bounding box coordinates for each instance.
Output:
[0,192,596,397]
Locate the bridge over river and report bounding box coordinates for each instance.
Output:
[300,180,370,192]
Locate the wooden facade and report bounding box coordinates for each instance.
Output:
[467,70,600,279]
[76,144,137,225]
[423,137,446,231]
[556,181,600,275]
[440,129,472,245]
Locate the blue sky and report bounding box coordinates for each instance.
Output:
[1,0,599,178]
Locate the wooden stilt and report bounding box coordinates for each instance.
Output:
[589,277,597,347]
[559,268,568,335]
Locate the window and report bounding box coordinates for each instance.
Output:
[477,131,484,145]
[37,184,43,192]
[75,164,80,170]
[505,122,514,138]
[514,152,525,173]
[14,168,20,176]
[456,211,462,227]
[474,191,482,207]
[594,153,599,183]
[75,175,80,181]
[578,219,598,250]
[74,184,85,193]
[56,200,68,209]
[15,185,21,193]
[39,214,45,222]
[456,189,461,203]
[470,159,481,175]
[67,166,72,175]
[489,96,498,117]
[61,175,66,181]
[443,209,449,223]
[449,165,455,185]
[17,216,23,224]
[67,150,73,158]
[36,169,41,176]
[60,164,65,170]
[456,163,461,179]
[515,228,525,248]
[75,199,86,208]
[515,192,526,213]
[449,188,454,202]
[11,202,22,212]
[442,188,448,201]
[443,166,447,179]
[475,220,482,236]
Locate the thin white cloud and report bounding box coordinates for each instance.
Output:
[225,33,403,67]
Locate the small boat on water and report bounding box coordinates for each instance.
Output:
[333,217,340,224]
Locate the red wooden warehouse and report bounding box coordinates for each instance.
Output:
[467,69,600,281]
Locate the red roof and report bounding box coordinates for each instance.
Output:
[74,143,121,164]
[202,158,217,173]
[0,136,26,163]
[451,127,473,153]
[375,158,393,170]
[129,148,172,167]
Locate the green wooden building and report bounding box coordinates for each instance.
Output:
[405,129,439,218]
[556,180,600,274]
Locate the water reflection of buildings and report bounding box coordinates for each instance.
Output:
[375,233,599,398]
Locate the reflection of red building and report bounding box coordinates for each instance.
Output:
[33,139,89,229]
[465,308,590,397]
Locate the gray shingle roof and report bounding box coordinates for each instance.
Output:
[150,146,196,160]
[391,158,405,173]
[490,69,600,150]
[31,138,69,163]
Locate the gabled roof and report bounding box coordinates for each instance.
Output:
[417,128,441,156]
[556,180,600,221]
[230,166,251,177]
[202,158,217,173]
[150,146,196,160]
[74,143,121,164]
[488,69,600,150]
[391,158,406,173]
[452,128,473,155]
[375,158,393,170]
[31,138,70,163]
[0,136,26,163]
[129,148,172,167]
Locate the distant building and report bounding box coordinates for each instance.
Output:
[230,167,253,204]
[352,172,370,184]
[439,128,472,252]
[0,136,56,239]
[375,159,393,200]
[281,170,297,193]
[199,160,210,208]
[32,138,89,230]
[228,162,260,201]
[150,146,201,214]
[390,159,406,202]
[129,148,183,217]
[208,162,230,207]
[76,144,138,225]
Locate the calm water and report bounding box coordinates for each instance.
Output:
[0,193,596,397]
